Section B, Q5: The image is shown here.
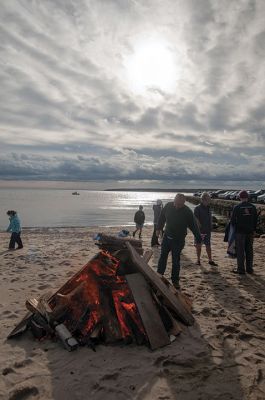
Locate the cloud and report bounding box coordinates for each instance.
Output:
[0,0,264,184]
[0,148,263,184]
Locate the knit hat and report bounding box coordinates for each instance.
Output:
[239,190,248,199]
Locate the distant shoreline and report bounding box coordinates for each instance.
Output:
[104,188,215,192]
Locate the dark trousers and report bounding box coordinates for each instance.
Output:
[9,232,23,249]
[157,235,184,283]
[151,224,160,246]
[235,233,254,273]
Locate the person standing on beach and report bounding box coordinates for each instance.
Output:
[6,210,23,250]
[194,192,218,267]
[151,199,163,247]
[133,205,145,239]
[230,190,258,274]
[156,193,202,289]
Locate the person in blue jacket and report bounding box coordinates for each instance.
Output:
[6,210,23,250]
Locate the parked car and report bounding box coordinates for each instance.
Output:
[211,190,226,198]
[229,191,239,200]
[255,189,265,197]
[219,191,234,199]
[247,190,258,202]
[249,189,265,202]
[257,193,265,203]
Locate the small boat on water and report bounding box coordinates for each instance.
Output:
[72,191,80,195]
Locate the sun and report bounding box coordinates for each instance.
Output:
[125,38,177,95]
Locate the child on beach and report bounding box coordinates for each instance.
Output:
[6,210,23,250]
[133,205,145,239]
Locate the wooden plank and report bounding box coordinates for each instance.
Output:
[159,275,193,314]
[7,312,32,339]
[163,307,182,336]
[143,249,153,263]
[126,273,170,350]
[152,291,182,337]
[7,292,52,339]
[126,242,194,326]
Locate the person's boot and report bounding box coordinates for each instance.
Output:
[209,260,218,266]
[132,231,135,237]
[172,281,180,289]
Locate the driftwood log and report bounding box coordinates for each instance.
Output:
[95,234,143,255]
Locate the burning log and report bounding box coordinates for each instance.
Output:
[100,287,123,343]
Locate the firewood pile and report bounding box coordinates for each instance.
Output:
[95,233,144,255]
[8,236,194,351]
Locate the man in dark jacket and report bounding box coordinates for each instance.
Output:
[230,190,258,274]
[151,199,163,247]
[156,193,201,289]
[133,205,145,239]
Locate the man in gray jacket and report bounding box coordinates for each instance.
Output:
[194,192,218,267]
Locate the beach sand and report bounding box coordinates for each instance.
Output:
[0,226,264,400]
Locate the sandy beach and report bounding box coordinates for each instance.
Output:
[0,226,264,400]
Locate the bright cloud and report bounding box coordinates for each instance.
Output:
[0,0,264,186]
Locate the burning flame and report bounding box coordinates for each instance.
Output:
[49,251,147,343]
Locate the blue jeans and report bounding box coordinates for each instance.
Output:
[157,235,185,283]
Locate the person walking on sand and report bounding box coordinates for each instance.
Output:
[133,205,145,239]
[151,199,163,247]
[230,190,258,275]
[6,210,23,250]
[194,192,218,267]
[156,193,202,289]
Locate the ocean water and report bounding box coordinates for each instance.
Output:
[0,189,194,230]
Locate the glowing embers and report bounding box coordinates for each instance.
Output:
[49,251,147,345]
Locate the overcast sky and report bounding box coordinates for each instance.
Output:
[0,0,264,188]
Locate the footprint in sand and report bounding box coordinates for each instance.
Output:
[101,372,119,381]
[200,307,212,316]
[14,359,33,368]
[216,324,239,334]
[8,386,39,400]
[238,332,254,341]
[37,284,51,290]
[2,367,14,376]
[2,310,12,316]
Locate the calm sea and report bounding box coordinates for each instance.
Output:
[0,189,194,230]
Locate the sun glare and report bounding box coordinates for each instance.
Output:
[125,39,178,95]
